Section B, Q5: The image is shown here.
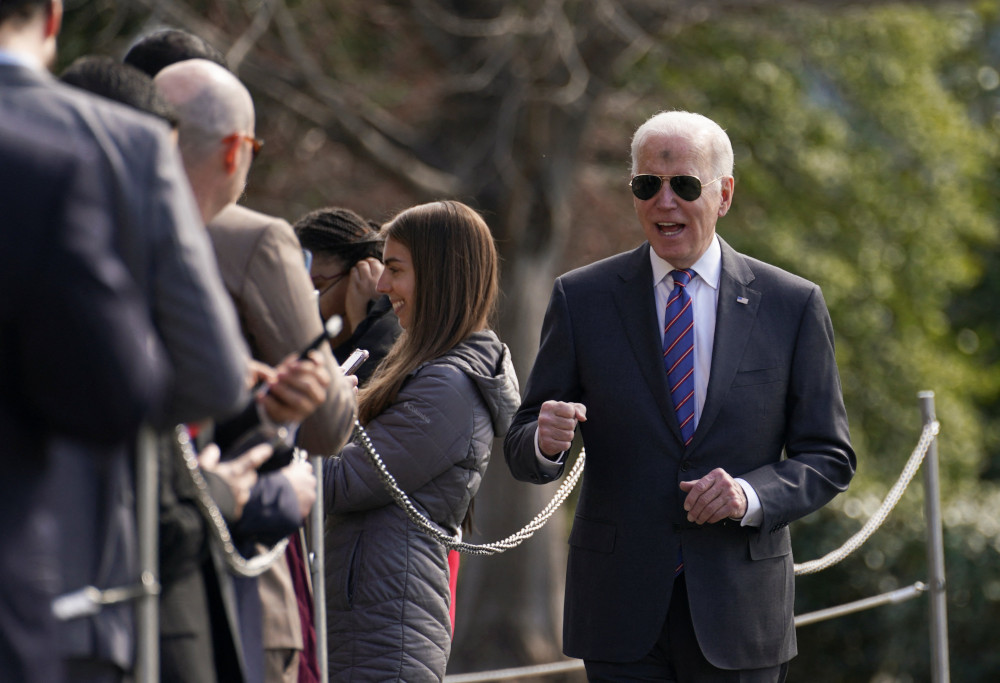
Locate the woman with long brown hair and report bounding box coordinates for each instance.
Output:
[322,200,520,681]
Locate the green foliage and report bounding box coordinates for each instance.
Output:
[619,4,1000,680]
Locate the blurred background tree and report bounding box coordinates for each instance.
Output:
[58,0,1000,680]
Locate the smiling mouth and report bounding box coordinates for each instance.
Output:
[391,299,404,314]
[656,222,684,236]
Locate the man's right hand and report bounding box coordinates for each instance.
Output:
[198,442,273,520]
[537,400,587,458]
[256,351,331,425]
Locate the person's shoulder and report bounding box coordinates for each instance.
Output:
[401,360,477,415]
[723,242,822,303]
[4,71,172,152]
[209,203,294,238]
[558,243,646,288]
[58,78,172,142]
[741,253,818,292]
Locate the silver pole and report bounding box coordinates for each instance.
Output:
[135,425,159,683]
[310,454,328,683]
[918,391,949,683]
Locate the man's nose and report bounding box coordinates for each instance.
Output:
[654,182,679,207]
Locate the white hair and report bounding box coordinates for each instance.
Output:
[630,110,734,179]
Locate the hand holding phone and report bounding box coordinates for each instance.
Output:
[340,348,370,376]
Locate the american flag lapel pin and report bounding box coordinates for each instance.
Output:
[736,296,749,305]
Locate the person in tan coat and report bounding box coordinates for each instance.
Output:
[155,57,355,683]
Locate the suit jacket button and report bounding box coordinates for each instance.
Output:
[680,461,691,472]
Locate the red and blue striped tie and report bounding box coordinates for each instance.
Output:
[663,269,696,446]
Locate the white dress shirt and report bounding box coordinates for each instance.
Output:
[0,48,43,71]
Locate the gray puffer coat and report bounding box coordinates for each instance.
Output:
[323,330,520,682]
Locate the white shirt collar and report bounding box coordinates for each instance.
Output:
[649,234,722,291]
[0,48,44,72]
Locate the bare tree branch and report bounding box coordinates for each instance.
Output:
[226,0,278,71]
[265,1,461,195]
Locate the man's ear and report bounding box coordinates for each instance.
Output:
[718,176,735,217]
[44,0,63,40]
[222,135,240,175]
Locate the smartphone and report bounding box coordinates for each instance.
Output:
[340,348,370,375]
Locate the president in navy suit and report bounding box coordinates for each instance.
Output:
[504,111,856,682]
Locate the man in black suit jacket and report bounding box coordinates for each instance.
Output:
[504,111,856,681]
[0,118,168,683]
[0,2,252,681]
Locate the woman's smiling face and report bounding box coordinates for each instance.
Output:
[376,237,415,330]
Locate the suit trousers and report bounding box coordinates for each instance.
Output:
[583,574,788,683]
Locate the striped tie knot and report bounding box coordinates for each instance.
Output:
[663,269,696,446]
[671,269,693,288]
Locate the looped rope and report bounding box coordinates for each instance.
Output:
[173,426,289,577]
[793,420,940,576]
[355,417,939,567]
[353,421,585,556]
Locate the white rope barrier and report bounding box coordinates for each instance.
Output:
[793,419,939,576]
[174,426,290,577]
[354,420,584,555]
[354,417,940,572]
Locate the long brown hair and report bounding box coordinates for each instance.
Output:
[358,200,499,424]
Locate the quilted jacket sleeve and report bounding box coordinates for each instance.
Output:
[323,363,474,514]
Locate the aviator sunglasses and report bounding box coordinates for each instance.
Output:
[629,174,722,202]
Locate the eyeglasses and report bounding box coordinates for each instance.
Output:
[222,133,264,160]
[629,174,722,202]
[312,270,348,297]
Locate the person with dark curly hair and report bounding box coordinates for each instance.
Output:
[294,207,402,387]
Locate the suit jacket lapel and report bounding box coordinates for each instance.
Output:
[691,237,759,449]
[611,243,685,444]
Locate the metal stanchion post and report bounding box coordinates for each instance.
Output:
[135,426,159,683]
[310,454,328,683]
[918,391,950,683]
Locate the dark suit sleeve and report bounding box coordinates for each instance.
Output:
[504,278,581,484]
[10,134,167,442]
[230,472,302,546]
[740,284,856,531]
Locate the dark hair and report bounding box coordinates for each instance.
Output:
[294,207,384,268]
[60,56,178,128]
[358,200,499,424]
[0,0,47,25]
[123,28,228,77]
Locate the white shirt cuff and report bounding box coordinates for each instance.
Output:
[734,478,762,527]
[534,427,565,475]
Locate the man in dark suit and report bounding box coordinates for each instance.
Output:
[0,1,250,425]
[0,2,252,681]
[504,110,856,681]
[0,118,168,683]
